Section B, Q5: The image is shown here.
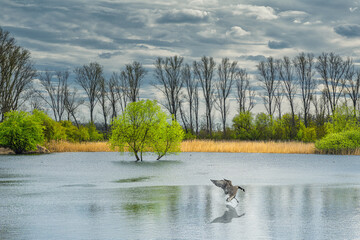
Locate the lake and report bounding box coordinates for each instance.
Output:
[1,152,360,240]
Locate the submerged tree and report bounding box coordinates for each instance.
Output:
[109,100,184,162]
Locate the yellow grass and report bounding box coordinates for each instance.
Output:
[45,141,114,152]
[45,140,316,154]
[181,140,315,154]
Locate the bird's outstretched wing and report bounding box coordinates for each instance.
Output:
[224,179,232,185]
[210,179,227,188]
[211,179,231,194]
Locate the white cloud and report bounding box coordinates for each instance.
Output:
[188,0,218,6]
[226,26,250,38]
[234,4,278,20]
[197,29,218,38]
[279,10,308,18]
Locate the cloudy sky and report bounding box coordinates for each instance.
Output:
[1,0,360,121]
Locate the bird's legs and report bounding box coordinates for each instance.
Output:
[226,196,239,203]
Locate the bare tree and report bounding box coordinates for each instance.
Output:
[178,99,189,133]
[215,58,237,136]
[316,52,352,114]
[182,63,197,133]
[110,72,128,113]
[0,27,36,120]
[257,57,277,117]
[235,69,255,113]
[97,76,110,131]
[74,62,103,123]
[120,61,146,103]
[278,56,297,123]
[64,86,84,127]
[193,56,216,135]
[153,56,184,119]
[274,88,284,120]
[293,53,316,127]
[194,82,200,134]
[313,91,327,119]
[107,73,121,120]
[37,70,68,121]
[345,67,359,115]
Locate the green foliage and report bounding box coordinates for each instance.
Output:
[86,123,103,141]
[151,119,184,160]
[32,109,66,141]
[325,105,360,134]
[183,131,197,140]
[232,111,254,140]
[299,127,317,142]
[0,110,44,153]
[109,100,184,161]
[60,121,89,142]
[254,113,273,140]
[315,130,360,154]
[279,114,301,140]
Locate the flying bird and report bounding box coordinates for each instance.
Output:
[211,179,245,203]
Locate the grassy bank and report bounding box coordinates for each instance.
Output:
[45,140,316,154]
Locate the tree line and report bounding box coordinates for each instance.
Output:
[1,27,360,141]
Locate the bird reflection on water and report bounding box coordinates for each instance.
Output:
[211,205,245,224]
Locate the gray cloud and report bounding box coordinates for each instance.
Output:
[268,40,291,49]
[98,51,122,59]
[240,55,267,62]
[156,9,210,24]
[1,0,359,75]
[334,24,360,38]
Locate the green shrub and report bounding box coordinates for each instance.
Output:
[86,123,103,141]
[315,130,360,154]
[183,132,196,140]
[254,113,273,140]
[232,111,254,140]
[0,111,44,153]
[299,127,317,142]
[326,105,360,134]
[32,109,66,141]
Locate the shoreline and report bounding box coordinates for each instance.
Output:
[1,140,357,155]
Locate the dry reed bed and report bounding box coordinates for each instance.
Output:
[45,141,114,152]
[181,140,315,154]
[46,140,316,154]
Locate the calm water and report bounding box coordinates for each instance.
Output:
[1,152,360,240]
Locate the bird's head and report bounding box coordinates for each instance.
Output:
[238,186,245,192]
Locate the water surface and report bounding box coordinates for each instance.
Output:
[1,152,360,239]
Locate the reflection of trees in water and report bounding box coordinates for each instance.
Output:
[118,184,360,239]
[122,186,181,217]
[256,185,360,240]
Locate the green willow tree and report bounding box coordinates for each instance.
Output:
[110,100,184,161]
